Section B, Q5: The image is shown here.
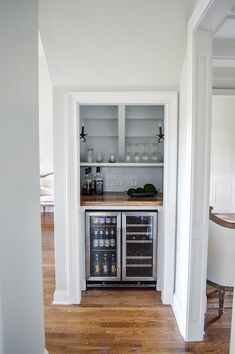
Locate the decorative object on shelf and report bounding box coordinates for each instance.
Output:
[156,123,164,143]
[96,152,103,163]
[109,153,116,163]
[80,121,87,142]
[126,184,159,198]
[87,149,94,163]
[150,142,159,162]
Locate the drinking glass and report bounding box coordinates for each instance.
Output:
[96,152,103,163]
[151,143,159,162]
[126,143,134,163]
[133,143,140,162]
[142,143,149,162]
[109,154,116,163]
[87,149,94,163]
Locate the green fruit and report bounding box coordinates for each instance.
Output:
[143,184,156,193]
[127,188,136,194]
[136,187,144,193]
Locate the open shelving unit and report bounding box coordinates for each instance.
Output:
[80,104,164,165]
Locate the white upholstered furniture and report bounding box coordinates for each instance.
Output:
[207,207,235,316]
[40,173,54,214]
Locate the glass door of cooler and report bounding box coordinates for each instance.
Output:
[86,211,121,281]
[122,211,157,281]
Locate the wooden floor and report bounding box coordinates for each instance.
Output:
[42,213,233,354]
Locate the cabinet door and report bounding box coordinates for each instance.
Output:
[122,211,157,281]
[86,211,121,281]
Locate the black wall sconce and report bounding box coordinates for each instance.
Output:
[156,123,164,143]
[80,122,87,142]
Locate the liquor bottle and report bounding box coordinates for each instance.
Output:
[103,254,109,274]
[88,167,95,193]
[82,168,92,195]
[111,254,116,276]
[95,167,104,195]
[110,228,116,248]
[94,254,100,275]
[98,229,104,248]
[104,228,110,248]
[92,229,99,248]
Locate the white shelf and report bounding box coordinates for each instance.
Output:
[80,162,164,167]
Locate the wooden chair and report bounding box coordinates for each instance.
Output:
[207,206,235,316]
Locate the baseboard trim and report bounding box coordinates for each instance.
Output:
[81,279,86,291]
[172,293,185,339]
[53,289,70,305]
[156,279,162,291]
[44,349,49,354]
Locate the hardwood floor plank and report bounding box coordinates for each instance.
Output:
[41,213,233,354]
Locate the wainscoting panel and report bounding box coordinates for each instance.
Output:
[210,175,235,212]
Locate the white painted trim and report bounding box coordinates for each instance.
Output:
[67,95,81,305]
[173,294,185,337]
[53,290,70,305]
[179,0,234,342]
[44,350,49,354]
[213,88,235,95]
[161,92,178,304]
[67,91,178,305]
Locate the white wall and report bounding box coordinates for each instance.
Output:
[173,53,191,337]
[39,34,53,174]
[210,95,235,212]
[50,1,197,304]
[39,0,195,87]
[0,1,45,353]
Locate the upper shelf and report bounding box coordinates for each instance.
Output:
[80,162,164,167]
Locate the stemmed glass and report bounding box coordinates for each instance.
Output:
[151,142,159,162]
[142,143,149,162]
[133,143,140,162]
[125,144,133,163]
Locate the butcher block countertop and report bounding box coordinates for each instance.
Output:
[80,192,163,207]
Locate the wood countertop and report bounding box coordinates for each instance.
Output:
[81,192,163,207]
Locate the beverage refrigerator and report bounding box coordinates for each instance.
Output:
[85,211,157,287]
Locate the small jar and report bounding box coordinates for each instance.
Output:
[109,154,116,163]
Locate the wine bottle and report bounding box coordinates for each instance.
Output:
[103,254,109,274]
[104,228,110,248]
[110,228,115,248]
[111,254,116,275]
[98,229,104,248]
[94,254,100,275]
[92,229,98,248]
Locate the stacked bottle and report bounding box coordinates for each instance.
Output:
[93,253,116,276]
[92,228,116,249]
[82,167,104,195]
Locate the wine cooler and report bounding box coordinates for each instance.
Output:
[85,211,157,286]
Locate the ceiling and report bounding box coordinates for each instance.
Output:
[213,14,235,89]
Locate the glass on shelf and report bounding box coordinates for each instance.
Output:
[109,153,116,163]
[141,143,149,162]
[133,143,140,163]
[151,142,159,163]
[96,152,103,163]
[87,148,94,163]
[125,144,133,163]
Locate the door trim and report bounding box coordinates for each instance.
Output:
[64,91,178,304]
